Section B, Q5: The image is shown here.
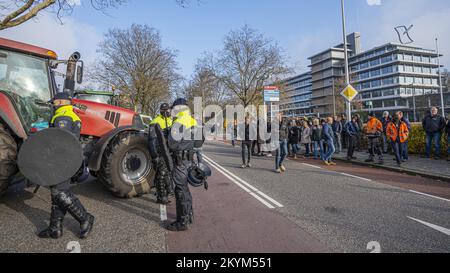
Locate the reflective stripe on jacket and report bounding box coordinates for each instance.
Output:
[386,121,409,143]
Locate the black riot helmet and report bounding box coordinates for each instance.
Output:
[188,163,212,190]
[160,103,171,117]
[172,98,188,108]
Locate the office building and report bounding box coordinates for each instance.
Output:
[349,43,442,121]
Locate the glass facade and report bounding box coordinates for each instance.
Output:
[279,72,313,117]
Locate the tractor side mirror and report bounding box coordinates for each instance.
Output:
[76,61,84,84]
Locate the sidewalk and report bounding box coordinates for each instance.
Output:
[331,150,450,182]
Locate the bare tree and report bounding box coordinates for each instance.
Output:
[90,24,180,116]
[204,25,291,107]
[184,58,233,108]
[0,0,196,31]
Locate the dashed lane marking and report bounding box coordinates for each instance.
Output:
[408,217,450,236]
[339,172,372,182]
[409,190,450,203]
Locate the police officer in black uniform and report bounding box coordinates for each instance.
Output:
[166,98,199,231]
[38,92,95,239]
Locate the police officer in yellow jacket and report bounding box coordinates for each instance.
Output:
[150,103,174,204]
[38,92,95,239]
[166,98,198,231]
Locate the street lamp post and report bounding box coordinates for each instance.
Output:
[435,38,446,116]
[341,0,352,120]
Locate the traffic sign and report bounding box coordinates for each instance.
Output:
[340,84,358,102]
[264,86,280,102]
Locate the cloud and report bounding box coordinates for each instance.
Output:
[1,14,100,63]
[367,0,382,6]
[0,13,102,88]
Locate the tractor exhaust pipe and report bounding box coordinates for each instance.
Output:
[63,52,81,96]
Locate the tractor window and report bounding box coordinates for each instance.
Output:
[76,94,113,105]
[0,50,52,131]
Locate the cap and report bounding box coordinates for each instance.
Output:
[368,112,375,117]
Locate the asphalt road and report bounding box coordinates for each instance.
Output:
[0,141,449,253]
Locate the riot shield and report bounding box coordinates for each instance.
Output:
[18,128,83,187]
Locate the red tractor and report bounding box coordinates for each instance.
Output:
[0,37,155,198]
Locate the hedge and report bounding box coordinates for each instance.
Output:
[407,124,449,156]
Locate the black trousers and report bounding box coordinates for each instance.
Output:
[172,160,193,225]
[242,141,252,165]
[347,135,356,158]
[251,140,261,155]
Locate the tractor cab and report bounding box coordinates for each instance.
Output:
[0,39,57,134]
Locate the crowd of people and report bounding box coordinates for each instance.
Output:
[232,106,450,174]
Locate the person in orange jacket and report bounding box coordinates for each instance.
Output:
[386,113,410,166]
[365,112,384,164]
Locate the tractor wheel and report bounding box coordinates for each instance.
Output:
[0,124,18,196]
[98,131,155,198]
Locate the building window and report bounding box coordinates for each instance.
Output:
[414,77,423,84]
[372,80,382,88]
[372,90,382,98]
[383,89,395,96]
[370,59,381,66]
[370,69,381,77]
[373,100,383,108]
[382,66,393,74]
[396,99,407,107]
[384,99,395,108]
[360,62,369,69]
[381,55,393,63]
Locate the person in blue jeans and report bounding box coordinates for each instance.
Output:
[321,117,336,166]
[422,107,446,159]
[397,111,411,162]
[310,119,322,160]
[275,113,289,173]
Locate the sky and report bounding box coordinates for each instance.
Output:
[2,0,450,82]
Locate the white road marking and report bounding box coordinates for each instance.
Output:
[205,155,284,208]
[160,204,167,221]
[203,155,283,209]
[340,172,372,182]
[408,217,450,236]
[409,190,450,203]
[302,163,322,169]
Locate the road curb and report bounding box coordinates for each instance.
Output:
[332,157,450,183]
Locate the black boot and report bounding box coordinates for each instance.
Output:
[157,196,170,205]
[56,192,94,239]
[38,205,65,239]
[166,221,189,232]
[67,197,95,239]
